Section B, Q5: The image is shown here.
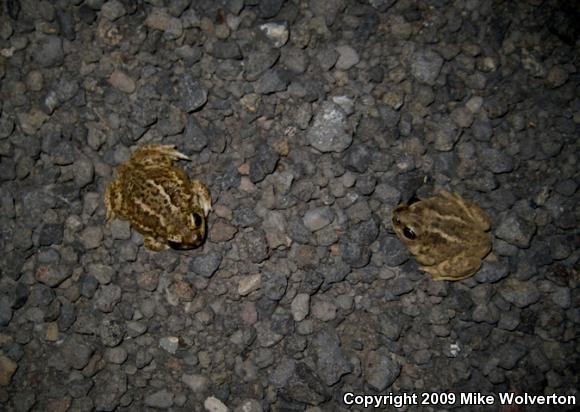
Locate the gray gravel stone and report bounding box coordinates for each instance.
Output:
[364,350,401,391]
[209,40,242,59]
[475,261,510,283]
[35,264,72,287]
[388,277,415,296]
[62,337,94,370]
[34,36,64,68]
[480,147,514,173]
[411,49,444,85]
[307,102,352,153]
[250,144,279,183]
[93,367,127,411]
[145,9,182,39]
[235,399,263,412]
[498,343,527,369]
[312,329,352,385]
[262,270,288,301]
[94,284,122,313]
[182,373,209,393]
[101,0,126,21]
[99,319,126,347]
[105,347,128,364]
[0,297,13,327]
[108,70,136,94]
[78,226,103,250]
[303,207,334,231]
[291,293,310,321]
[145,389,175,409]
[259,22,289,48]
[39,223,64,246]
[495,215,536,248]
[335,45,360,70]
[204,396,228,412]
[159,336,179,354]
[189,251,222,278]
[311,298,336,321]
[340,237,371,268]
[177,74,208,112]
[499,279,540,308]
[316,47,339,71]
[87,263,114,285]
[310,0,346,25]
[255,68,290,94]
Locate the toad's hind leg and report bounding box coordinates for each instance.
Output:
[422,256,482,281]
[144,235,168,251]
[191,180,212,217]
[104,180,121,222]
[131,144,190,168]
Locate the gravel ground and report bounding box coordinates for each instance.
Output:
[0,0,579,411]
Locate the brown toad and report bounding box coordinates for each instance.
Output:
[104,144,211,251]
[391,190,491,280]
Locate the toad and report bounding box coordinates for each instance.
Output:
[391,190,492,280]
[104,144,211,251]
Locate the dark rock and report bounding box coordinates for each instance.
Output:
[0,297,12,326]
[259,0,285,18]
[255,68,290,95]
[145,389,174,409]
[94,284,122,313]
[35,264,72,287]
[209,41,242,59]
[62,336,94,370]
[310,0,345,25]
[411,49,444,85]
[499,279,540,308]
[480,147,514,173]
[495,215,536,248]
[350,219,379,245]
[183,116,208,152]
[364,350,401,391]
[475,261,510,283]
[241,230,269,263]
[497,343,527,369]
[80,274,99,298]
[379,235,409,267]
[316,47,339,71]
[312,329,352,385]
[283,362,329,405]
[339,237,371,268]
[189,251,223,278]
[244,49,280,81]
[56,8,75,40]
[34,36,64,68]
[58,300,76,331]
[388,277,415,296]
[318,259,350,290]
[344,144,371,173]
[39,223,64,246]
[250,144,279,183]
[262,270,288,301]
[93,367,127,411]
[233,206,260,228]
[555,179,577,197]
[99,319,126,347]
[177,74,208,112]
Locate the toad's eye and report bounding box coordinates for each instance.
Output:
[192,212,204,227]
[403,227,416,240]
